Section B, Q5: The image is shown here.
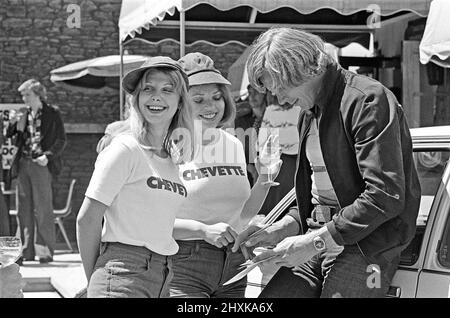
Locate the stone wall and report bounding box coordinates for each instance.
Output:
[0,0,247,244]
[0,0,123,122]
[52,133,101,243]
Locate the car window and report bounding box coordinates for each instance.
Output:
[438,212,450,268]
[414,150,449,225]
[400,150,449,266]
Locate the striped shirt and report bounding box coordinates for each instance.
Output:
[305,118,339,206]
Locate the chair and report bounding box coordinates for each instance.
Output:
[54,179,77,252]
[1,182,18,217]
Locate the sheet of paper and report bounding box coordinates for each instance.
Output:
[223,255,277,286]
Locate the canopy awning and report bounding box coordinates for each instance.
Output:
[134,22,371,48]
[119,0,431,42]
[50,55,148,89]
[419,0,450,68]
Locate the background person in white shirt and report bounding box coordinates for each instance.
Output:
[258,101,301,217]
[169,52,280,298]
[76,56,195,298]
[234,84,269,186]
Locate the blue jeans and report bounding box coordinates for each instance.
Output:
[259,244,399,298]
[87,242,173,298]
[169,240,247,298]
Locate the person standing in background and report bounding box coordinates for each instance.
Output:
[234,84,269,186]
[96,100,131,154]
[6,79,66,264]
[95,120,129,154]
[258,101,301,217]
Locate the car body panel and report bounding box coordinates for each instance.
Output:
[415,176,450,298]
[391,126,450,297]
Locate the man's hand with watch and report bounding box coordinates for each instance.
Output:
[251,226,341,268]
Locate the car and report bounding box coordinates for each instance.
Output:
[245,125,450,298]
[389,125,450,298]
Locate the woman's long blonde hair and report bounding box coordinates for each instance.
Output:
[127,67,195,163]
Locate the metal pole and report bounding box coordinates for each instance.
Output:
[119,41,124,120]
[180,9,185,58]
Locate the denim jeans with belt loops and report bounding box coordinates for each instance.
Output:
[87,242,173,298]
[169,240,247,298]
[259,225,400,298]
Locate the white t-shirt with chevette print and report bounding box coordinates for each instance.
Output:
[177,129,251,236]
[85,134,186,256]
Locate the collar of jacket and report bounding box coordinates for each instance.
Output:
[313,62,342,112]
[41,101,50,112]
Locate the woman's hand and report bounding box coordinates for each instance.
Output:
[33,155,48,166]
[202,222,238,248]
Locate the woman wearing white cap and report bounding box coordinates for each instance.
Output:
[169,52,280,298]
[76,56,194,298]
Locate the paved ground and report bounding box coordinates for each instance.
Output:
[20,250,87,298]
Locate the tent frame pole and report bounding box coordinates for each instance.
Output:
[119,41,124,120]
[180,9,185,58]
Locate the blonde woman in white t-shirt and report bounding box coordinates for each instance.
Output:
[76,56,195,298]
[169,53,280,298]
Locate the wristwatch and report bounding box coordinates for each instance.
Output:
[312,235,326,252]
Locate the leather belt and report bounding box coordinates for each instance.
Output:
[311,165,327,173]
[311,205,339,224]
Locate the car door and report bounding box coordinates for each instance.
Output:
[390,146,450,298]
[416,154,450,298]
